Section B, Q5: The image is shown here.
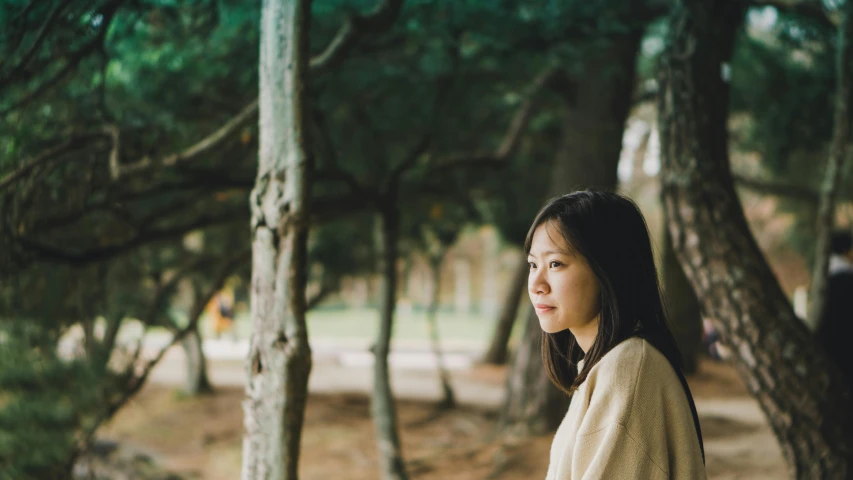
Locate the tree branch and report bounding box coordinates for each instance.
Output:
[15,209,243,265]
[0,0,125,116]
[0,0,73,84]
[0,1,41,65]
[8,0,401,185]
[733,173,820,203]
[306,277,338,311]
[428,66,560,173]
[0,132,106,192]
[112,100,259,179]
[27,173,251,235]
[309,0,404,75]
[387,40,461,186]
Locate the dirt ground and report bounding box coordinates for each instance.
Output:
[99,358,787,479]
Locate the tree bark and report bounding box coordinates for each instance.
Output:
[658,1,853,477]
[662,212,703,374]
[499,28,642,435]
[426,255,455,409]
[183,327,214,395]
[481,256,528,365]
[807,0,853,330]
[241,0,314,478]
[372,206,409,480]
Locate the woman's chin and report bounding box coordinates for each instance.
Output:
[537,319,567,334]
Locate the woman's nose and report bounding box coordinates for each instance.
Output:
[529,270,549,295]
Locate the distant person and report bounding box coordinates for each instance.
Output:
[527,191,705,479]
[702,318,723,361]
[208,288,237,341]
[816,230,853,386]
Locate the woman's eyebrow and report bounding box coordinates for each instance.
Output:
[528,250,571,257]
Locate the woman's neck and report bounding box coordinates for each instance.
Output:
[571,314,600,354]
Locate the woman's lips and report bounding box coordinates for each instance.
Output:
[534,304,555,314]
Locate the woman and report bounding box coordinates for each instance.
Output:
[527,191,705,479]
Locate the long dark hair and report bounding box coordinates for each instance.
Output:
[524,190,704,459]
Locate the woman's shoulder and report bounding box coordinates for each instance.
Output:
[579,337,684,428]
[588,337,676,388]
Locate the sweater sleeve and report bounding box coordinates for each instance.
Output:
[571,422,668,480]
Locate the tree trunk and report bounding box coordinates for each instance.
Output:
[499,308,568,436]
[499,28,642,435]
[372,206,408,480]
[427,255,455,409]
[183,327,214,395]
[807,1,853,330]
[481,256,528,365]
[662,212,703,374]
[241,0,313,478]
[657,1,853,477]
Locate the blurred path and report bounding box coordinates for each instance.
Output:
[145,336,772,417]
[145,336,505,407]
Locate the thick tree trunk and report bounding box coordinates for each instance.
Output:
[807,2,853,330]
[241,0,313,478]
[662,212,703,374]
[499,29,642,435]
[426,256,455,409]
[482,257,528,365]
[658,1,853,477]
[372,207,408,480]
[183,327,214,395]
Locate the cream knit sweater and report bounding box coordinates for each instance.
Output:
[545,337,706,480]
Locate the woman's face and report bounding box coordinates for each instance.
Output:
[527,222,601,337]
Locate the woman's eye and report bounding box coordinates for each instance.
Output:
[528,262,536,269]
[549,261,562,268]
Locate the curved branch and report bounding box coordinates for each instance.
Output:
[113,100,259,179]
[309,0,404,75]
[429,66,561,173]
[16,209,243,266]
[0,132,106,192]
[9,0,401,184]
